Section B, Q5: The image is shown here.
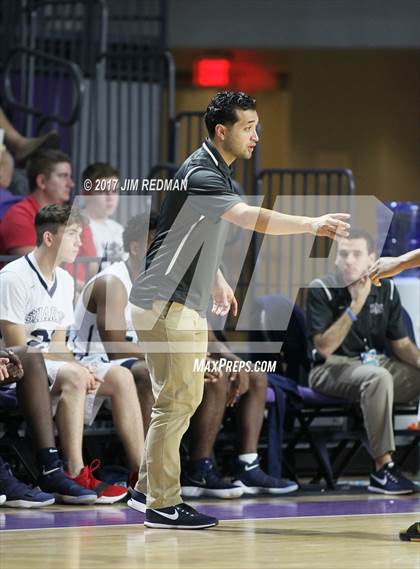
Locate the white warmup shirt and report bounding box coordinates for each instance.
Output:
[0,252,74,351]
[89,218,124,261]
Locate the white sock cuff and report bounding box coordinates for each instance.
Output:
[238,453,258,464]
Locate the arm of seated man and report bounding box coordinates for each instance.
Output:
[48,328,103,393]
[313,277,371,359]
[390,336,420,370]
[0,320,27,347]
[89,275,145,361]
[46,328,75,361]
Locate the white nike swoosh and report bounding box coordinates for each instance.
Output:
[244,464,259,472]
[189,478,206,486]
[152,509,179,520]
[371,474,387,485]
[42,467,60,476]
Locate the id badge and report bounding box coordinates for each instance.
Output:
[360,349,379,366]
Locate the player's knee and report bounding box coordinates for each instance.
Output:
[249,370,268,394]
[104,366,135,395]
[60,364,89,392]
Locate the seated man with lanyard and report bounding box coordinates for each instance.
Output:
[307,229,420,495]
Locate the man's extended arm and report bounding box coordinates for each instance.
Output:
[222,202,350,239]
[369,249,420,285]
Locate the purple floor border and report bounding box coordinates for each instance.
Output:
[1,497,420,531]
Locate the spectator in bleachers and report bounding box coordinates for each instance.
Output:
[0,144,22,252]
[70,213,157,470]
[81,162,124,263]
[0,347,98,506]
[0,143,22,218]
[0,149,75,255]
[306,229,420,495]
[0,107,59,165]
[180,327,298,499]
[0,204,144,503]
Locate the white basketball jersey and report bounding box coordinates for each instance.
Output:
[71,261,137,362]
[0,252,75,351]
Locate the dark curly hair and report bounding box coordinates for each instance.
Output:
[204,91,257,138]
[123,212,159,252]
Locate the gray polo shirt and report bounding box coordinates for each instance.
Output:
[130,140,243,315]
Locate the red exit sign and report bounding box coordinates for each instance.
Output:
[193,58,231,87]
[193,57,277,91]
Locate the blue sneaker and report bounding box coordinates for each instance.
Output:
[38,464,97,504]
[181,458,243,499]
[232,458,298,495]
[368,462,416,495]
[127,487,146,513]
[145,502,218,529]
[0,462,55,508]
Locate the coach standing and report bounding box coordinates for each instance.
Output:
[128,91,350,529]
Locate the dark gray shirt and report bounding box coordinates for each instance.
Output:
[130,140,243,315]
[306,273,408,359]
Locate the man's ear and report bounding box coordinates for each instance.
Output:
[36,173,47,191]
[214,124,226,141]
[42,231,53,248]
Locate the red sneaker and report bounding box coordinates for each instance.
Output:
[71,460,128,504]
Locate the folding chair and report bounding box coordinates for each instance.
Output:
[254,294,366,489]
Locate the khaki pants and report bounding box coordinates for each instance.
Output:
[309,354,420,459]
[130,300,207,509]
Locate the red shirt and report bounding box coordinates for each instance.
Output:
[1,194,40,252]
[0,221,4,256]
[0,195,96,281]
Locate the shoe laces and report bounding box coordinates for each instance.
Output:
[384,462,400,484]
[177,503,196,517]
[84,459,102,484]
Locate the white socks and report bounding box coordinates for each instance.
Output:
[238,453,258,464]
